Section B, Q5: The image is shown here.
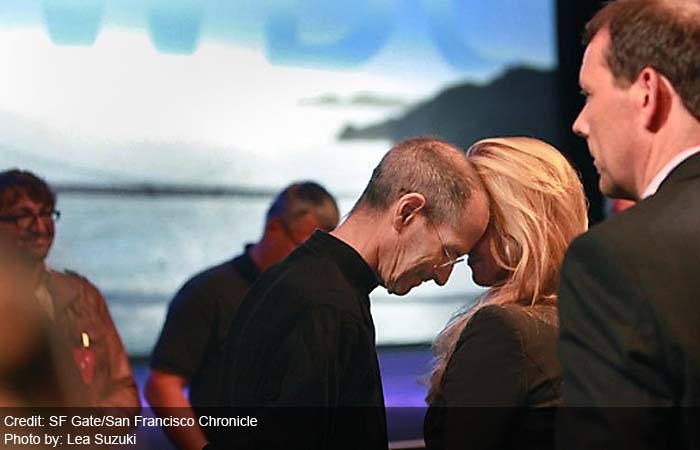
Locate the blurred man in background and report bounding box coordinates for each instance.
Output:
[0,169,140,411]
[146,181,340,450]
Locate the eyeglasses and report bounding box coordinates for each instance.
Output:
[429,221,465,271]
[0,210,60,229]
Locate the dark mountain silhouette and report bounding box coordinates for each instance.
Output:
[338,66,563,149]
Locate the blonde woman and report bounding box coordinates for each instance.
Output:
[424,137,588,450]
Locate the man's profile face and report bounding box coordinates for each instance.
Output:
[382,206,488,296]
[0,194,55,262]
[572,29,641,199]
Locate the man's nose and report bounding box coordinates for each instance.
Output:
[572,110,588,138]
[28,214,50,233]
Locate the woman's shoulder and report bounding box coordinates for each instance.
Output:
[455,304,524,349]
[470,302,549,323]
[464,303,558,340]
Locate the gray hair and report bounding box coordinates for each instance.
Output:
[353,137,481,226]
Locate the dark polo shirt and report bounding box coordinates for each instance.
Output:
[219,231,388,450]
[151,246,260,410]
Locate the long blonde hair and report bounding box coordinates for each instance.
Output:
[427,137,588,403]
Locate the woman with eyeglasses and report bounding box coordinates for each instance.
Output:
[424,137,588,450]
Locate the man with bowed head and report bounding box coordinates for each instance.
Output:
[558,0,700,449]
[215,137,490,450]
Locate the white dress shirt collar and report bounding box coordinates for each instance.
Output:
[641,145,700,199]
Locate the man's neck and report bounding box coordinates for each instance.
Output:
[249,240,285,273]
[329,212,380,273]
[636,118,700,198]
[29,260,47,289]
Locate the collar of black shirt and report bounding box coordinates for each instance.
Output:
[233,244,261,285]
[306,230,379,296]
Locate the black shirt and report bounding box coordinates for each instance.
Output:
[219,231,388,450]
[424,304,561,450]
[150,246,260,409]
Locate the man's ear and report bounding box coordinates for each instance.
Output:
[392,193,427,232]
[635,67,670,132]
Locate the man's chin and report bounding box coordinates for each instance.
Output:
[599,179,636,200]
[19,241,50,261]
[387,282,417,296]
[386,286,401,296]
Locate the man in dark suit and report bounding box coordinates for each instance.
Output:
[557,1,700,449]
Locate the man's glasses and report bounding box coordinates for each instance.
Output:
[430,221,465,271]
[0,210,60,229]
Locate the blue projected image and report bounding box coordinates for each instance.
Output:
[0,0,557,356]
[0,0,554,66]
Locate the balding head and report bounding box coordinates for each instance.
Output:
[252,181,340,272]
[353,137,484,228]
[338,137,489,296]
[266,181,339,232]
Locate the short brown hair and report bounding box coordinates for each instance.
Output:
[266,181,339,231]
[0,170,55,212]
[585,0,700,119]
[353,137,482,226]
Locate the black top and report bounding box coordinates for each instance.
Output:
[558,152,700,450]
[217,231,388,450]
[425,303,561,450]
[150,246,260,409]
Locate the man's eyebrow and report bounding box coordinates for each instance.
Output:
[6,206,44,215]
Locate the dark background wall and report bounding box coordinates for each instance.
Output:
[556,0,607,224]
